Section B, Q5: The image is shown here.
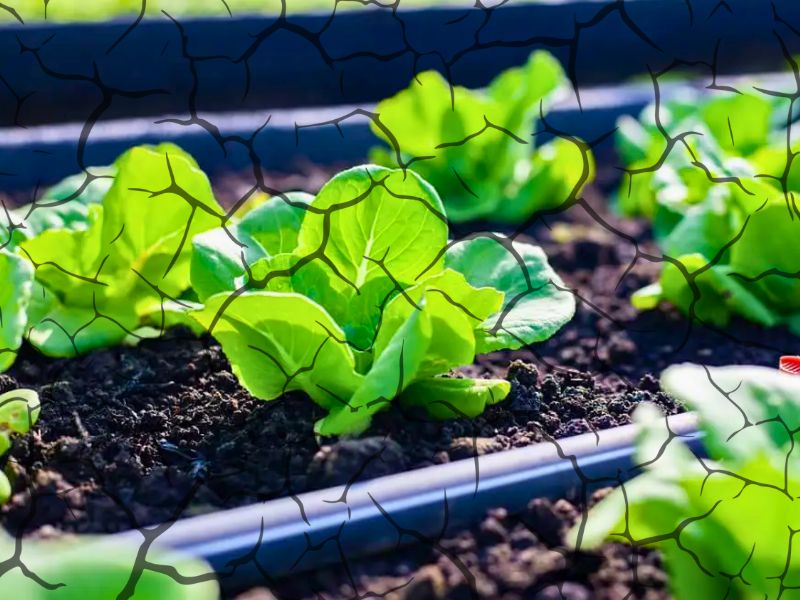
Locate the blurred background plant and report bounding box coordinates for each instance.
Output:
[2,0,490,22]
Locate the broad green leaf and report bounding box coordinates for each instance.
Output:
[660,195,735,259]
[19,145,224,357]
[190,192,312,301]
[99,143,224,301]
[295,165,447,348]
[11,168,115,244]
[0,532,218,599]
[658,253,781,329]
[499,138,593,224]
[662,364,800,468]
[0,250,33,372]
[374,268,503,358]
[370,51,583,223]
[399,377,510,420]
[315,290,477,436]
[193,292,362,410]
[699,91,776,156]
[445,236,575,351]
[728,197,800,311]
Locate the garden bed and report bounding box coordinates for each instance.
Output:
[2,3,799,597]
[1,176,790,543]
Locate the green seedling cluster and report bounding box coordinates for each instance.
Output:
[370,51,593,224]
[0,388,39,503]
[618,90,800,334]
[0,143,224,370]
[573,364,800,597]
[191,165,576,435]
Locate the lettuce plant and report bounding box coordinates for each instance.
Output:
[191,165,575,435]
[0,144,224,370]
[0,388,39,503]
[618,90,800,334]
[369,51,593,224]
[572,364,800,598]
[0,528,218,599]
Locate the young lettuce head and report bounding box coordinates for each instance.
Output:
[0,144,225,371]
[571,364,800,598]
[369,51,593,224]
[191,165,576,435]
[618,89,800,334]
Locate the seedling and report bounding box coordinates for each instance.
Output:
[618,89,800,333]
[572,364,800,597]
[0,144,224,371]
[0,388,39,503]
[369,51,593,224]
[191,165,576,435]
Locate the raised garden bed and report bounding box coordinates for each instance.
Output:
[1,2,799,599]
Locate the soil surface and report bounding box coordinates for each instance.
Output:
[241,492,669,600]
[1,177,795,598]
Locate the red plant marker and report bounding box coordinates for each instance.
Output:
[779,356,800,375]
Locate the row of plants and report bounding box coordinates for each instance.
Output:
[0,142,579,436]
[569,85,800,595]
[0,50,592,437]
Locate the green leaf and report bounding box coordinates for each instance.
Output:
[0,533,218,599]
[98,143,223,301]
[399,377,510,420]
[656,253,781,329]
[727,197,800,312]
[573,365,800,599]
[0,474,9,504]
[0,388,39,503]
[19,144,224,357]
[499,138,593,224]
[192,292,362,410]
[445,236,575,351]
[0,250,34,372]
[315,289,474,436]
[11,169,115,246]
[374,268,504,358]
[190,192,312,301]
[370,51,584,223]
[294,165,448,348]
[662,364,800,467]
[0,388,40,435]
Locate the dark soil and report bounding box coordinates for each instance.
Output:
[0,179,795,598]
[243,493,669,600]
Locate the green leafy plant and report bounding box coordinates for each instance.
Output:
[617,89,800,334]
[572,364,800,598]
[0,529,218,599]
[0,388,39,503]
[369,51,593,224]
[0,144,224,371]
[191,164,575,435]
